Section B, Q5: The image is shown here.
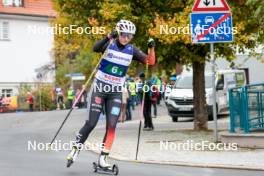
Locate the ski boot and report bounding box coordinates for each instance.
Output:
[92,153,119,175]
[99,153,112,168]
[66,145,80,168]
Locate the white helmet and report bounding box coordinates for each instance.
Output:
[116,20,136,35]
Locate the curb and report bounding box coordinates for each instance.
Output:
[90,150,264,171]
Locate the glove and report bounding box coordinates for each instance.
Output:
[108,29,118,39]
[147,38,155,48]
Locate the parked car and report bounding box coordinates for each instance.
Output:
[166,69,247,122]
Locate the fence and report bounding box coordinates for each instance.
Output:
[229,83,264,133]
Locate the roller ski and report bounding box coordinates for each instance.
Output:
[93,153,119,175]
[66,145,80,168]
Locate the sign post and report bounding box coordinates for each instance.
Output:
[191,0,233,142]
[36,73,43,111]
[210,43,218,142]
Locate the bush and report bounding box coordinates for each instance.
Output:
[33,85,56,111]
[17,84,56,111]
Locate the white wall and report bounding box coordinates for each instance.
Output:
[0,15,54,83]
[206,55,264,84]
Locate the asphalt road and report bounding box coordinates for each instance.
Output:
[0,108,263,176]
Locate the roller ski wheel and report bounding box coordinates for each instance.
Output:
[93,162,98,172]
[112,164,119,175]
[92,162,119,175]
[66,158,73,168]
[66,146,79,168]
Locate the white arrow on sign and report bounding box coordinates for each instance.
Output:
[192,0,230,12]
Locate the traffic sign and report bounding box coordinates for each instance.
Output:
[65,73,84,77]
[192,0,230,12]
[72,76,86,81]
[190,0,232,143]
[190,12,233,43]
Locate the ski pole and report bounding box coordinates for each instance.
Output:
[49,56,103,145]
[135,119,142,160]
[135,48,150,160]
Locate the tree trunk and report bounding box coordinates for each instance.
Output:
[193,61,208,130]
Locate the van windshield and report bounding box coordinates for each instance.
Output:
[176,75,213,89]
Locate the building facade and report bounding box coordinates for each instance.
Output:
[0,0,56,98]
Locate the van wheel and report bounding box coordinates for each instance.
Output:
[208,105,218,121]
[172,116,178,122]
[208,113,214,121]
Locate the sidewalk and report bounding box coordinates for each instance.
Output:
[87,106,264,171]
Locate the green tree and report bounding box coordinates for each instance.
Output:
[53,0,263,130]
[147,0,263,130]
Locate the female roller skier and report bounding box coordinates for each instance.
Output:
[66,19,155,168]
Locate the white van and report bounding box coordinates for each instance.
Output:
[166,69,246,122]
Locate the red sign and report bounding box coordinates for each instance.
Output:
[192,0,230,12]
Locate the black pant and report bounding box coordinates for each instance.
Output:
[29,104,33,112]
[143,100,153,128]
[68,99,73,108]
[152,100,157,117]
[126,100,131,120]
[157,94,161,105]
[75,80,122,152]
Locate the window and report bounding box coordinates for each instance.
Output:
[175,75,213,89]
[216,74,224,90]
[236,72,245,87]
[1,89,13,97]
[3,0,23,7]
[0,21,10,40]
[225,73,236,89]
[2,0,12,6]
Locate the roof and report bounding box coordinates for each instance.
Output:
[0,0,57,18]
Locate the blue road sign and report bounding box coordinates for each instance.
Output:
[65,73,84,77]
[191,12,233,43]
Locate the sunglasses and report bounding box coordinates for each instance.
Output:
[120,33,134,39]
